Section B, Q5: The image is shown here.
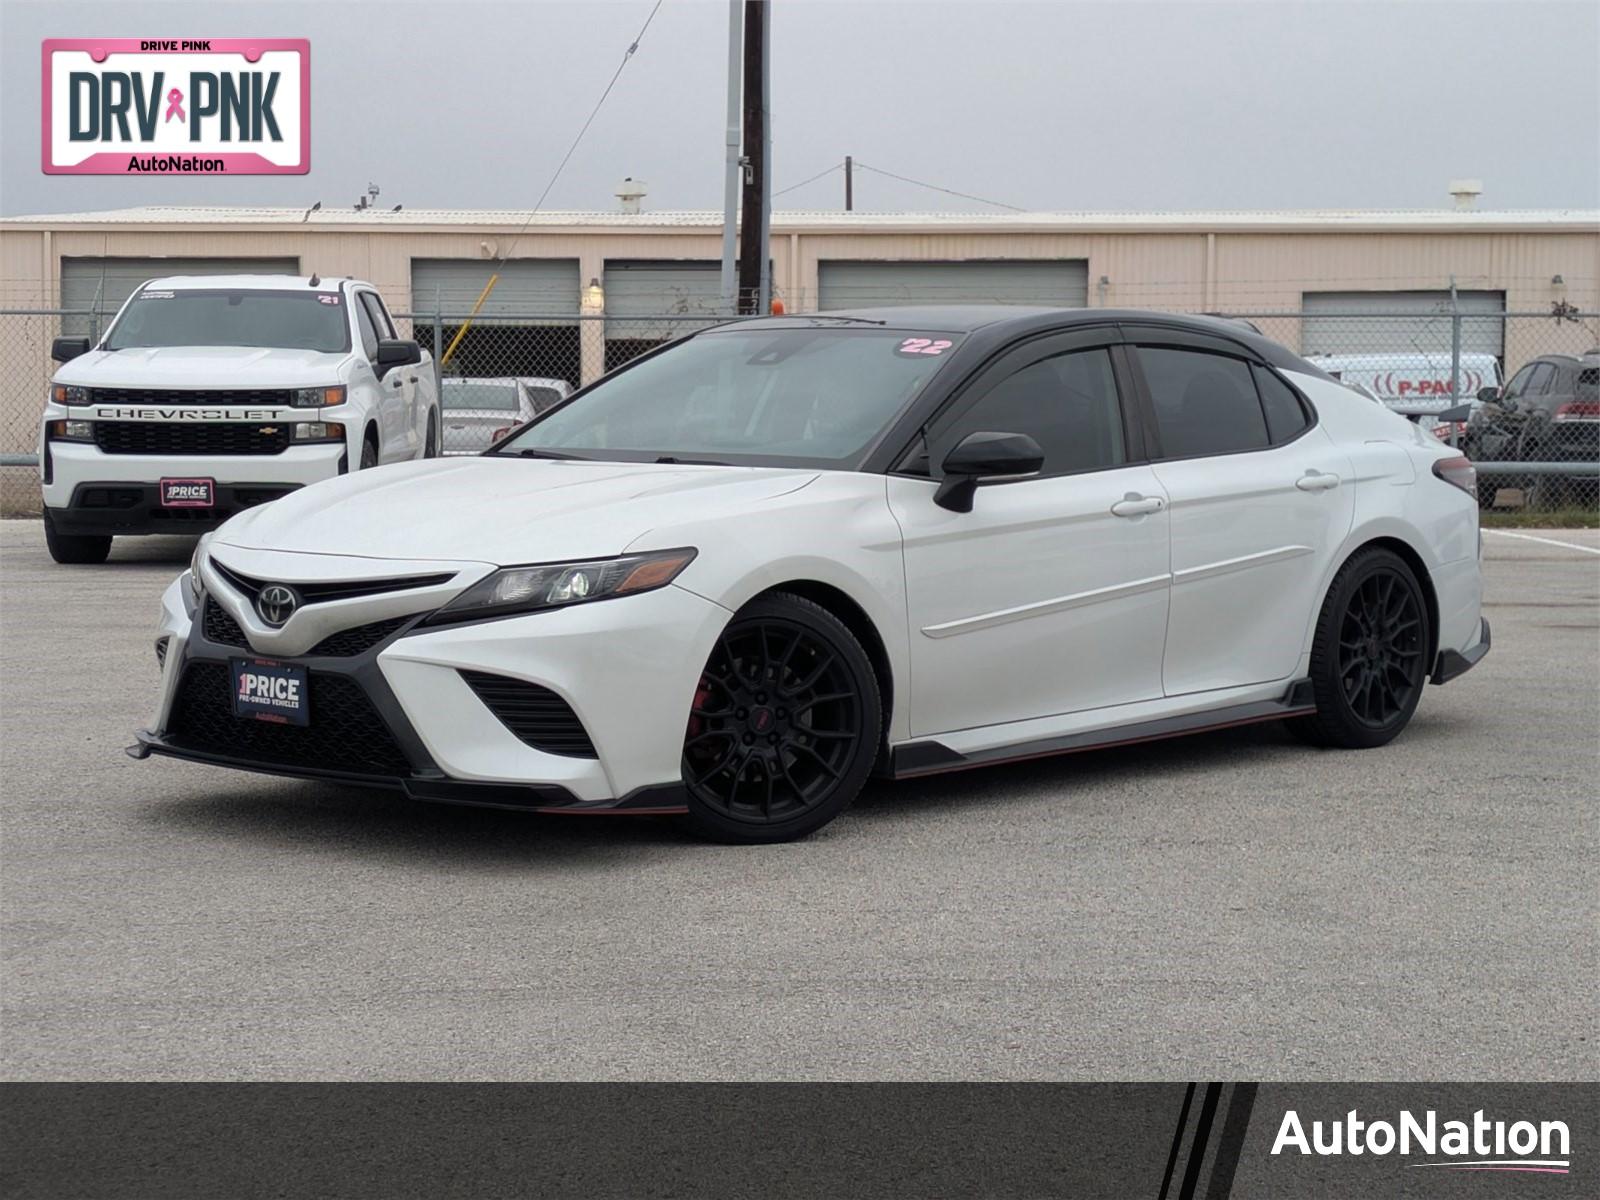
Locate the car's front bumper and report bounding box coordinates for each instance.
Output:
[42,439,347,515]
[49,481,307,536]
[140,572,731,812]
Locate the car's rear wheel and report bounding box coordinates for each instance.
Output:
[679,593,881,843]
[1287,547,1430,749]
[42,510,111,565]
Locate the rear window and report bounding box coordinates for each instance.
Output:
[105,288,351,353]
[1577,368,1599,401]
[443,382,521,412]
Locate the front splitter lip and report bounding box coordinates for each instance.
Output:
[126,730,688,816]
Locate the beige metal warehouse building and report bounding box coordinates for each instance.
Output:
[1,204,1596,509]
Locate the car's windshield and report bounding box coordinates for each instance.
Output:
[500,326,962,468]
[104,289,351,353]
[444,382,521,412]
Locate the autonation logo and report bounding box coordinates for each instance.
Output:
[1272,1108,1571,1174]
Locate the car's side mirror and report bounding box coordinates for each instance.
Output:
[934,430,1045,512]
[374,339,422,375]
[51,336,91,362]
[1476,385,1501,404]
[1434,404,1474,423]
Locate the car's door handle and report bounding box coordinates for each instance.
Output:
[391,379,403,389]
[1110,494,1165,517]
[1296,470,1341,492]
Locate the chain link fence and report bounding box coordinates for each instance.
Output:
[2,301,1595,516]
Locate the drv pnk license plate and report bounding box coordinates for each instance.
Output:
[160,477,214,507]
[231,658,309,725]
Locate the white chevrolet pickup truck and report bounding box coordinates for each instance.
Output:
[39,274,439,564]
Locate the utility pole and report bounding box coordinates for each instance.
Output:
[844,155,853,211]
[737,0,769,315]
[719,1,742,315]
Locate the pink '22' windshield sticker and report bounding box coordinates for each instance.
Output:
[41,39,310,175]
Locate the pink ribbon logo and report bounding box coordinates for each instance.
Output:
[164,88,185,123]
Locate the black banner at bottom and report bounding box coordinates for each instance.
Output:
[2,1083,1593,1198]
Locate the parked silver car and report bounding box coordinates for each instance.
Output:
[439,376,572,454]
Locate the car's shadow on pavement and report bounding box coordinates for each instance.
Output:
[136,719,1351,865]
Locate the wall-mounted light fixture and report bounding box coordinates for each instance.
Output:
[583,278,605,309]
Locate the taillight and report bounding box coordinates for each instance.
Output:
[1432,455,1476,496]
[1554,401,1600,421]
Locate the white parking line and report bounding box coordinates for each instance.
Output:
[1483,529,1600,556]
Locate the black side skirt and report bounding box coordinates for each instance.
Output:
[891,678,1317,779]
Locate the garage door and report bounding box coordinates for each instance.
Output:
[1302,290,1506,358]
[411,259,580,325]
[604,261,723,339]
[60,256,298,336]
[818,260,1088,311]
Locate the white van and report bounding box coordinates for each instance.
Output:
[1306,351,1502,424]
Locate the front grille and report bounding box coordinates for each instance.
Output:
[202,597,248,648]
[94,422,292,456]
[202,597,410,657]
[167,661,412,777]
[212,561,454,604]
[460,670,597,758]
[307,617,412,657]
[89,387,295,407]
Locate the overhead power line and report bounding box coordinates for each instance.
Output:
[499,0,666,262]
[773,162,844,199]
[852,161,1026,212]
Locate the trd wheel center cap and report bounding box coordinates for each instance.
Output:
[749,707,776,734]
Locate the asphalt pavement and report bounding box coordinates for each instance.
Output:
[1,520,1595,1081]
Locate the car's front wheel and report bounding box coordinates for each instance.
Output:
[1287,546,1431,749]
[680,593,882,843]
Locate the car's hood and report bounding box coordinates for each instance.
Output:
[215,457,821,563]
[55,345,349,388]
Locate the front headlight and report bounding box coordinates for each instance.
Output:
[45,419,93,442]
[424,548,697,625]
[292,421,346,442]
[51,384,90,405]
[291,386,347,408]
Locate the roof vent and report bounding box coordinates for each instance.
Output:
[1448,179,1483,210]
[616,177,647,215]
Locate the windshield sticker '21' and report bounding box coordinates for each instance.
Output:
[896,337,953,356]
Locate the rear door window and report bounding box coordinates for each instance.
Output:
[1138,347,1269,458]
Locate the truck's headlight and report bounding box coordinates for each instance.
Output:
[51,384,90,405]
[424,548,697,625]
[291,386,346,408]
[292,422,346,442]
[46,419,93,442]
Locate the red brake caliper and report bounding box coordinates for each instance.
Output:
[687,676,712,740]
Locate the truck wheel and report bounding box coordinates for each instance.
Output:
[43,510,111,565]
[360,433,379,470]
[424,410,440,458]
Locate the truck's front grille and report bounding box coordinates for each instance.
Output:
[89,387,295,407]
[93,421,292,456]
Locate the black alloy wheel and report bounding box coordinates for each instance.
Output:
[681,593,881,843]
[1289,547,1431,749]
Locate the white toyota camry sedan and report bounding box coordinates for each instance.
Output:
[133,308,1490,842]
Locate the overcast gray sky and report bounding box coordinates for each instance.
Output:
[3,0,1597,217]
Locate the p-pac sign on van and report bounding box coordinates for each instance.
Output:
[42,39,309,175]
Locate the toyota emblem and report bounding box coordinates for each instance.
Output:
[256,584,301,626]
